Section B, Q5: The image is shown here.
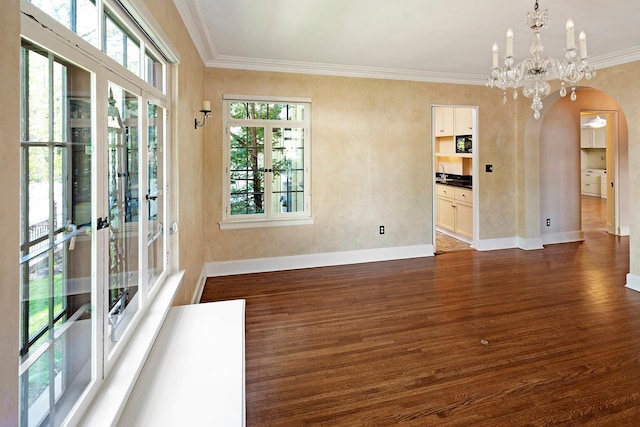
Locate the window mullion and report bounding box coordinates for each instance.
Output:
[265,125,274,218]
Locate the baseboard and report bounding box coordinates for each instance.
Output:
[206,244,434,277]
[626,273,640,293]
[541,230,584,246]
[191,264,208,304]
[475,236,519,251]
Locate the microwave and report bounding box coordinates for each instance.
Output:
[456,135,472,154]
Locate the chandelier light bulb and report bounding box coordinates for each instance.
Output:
[566,19,575,49]
[579,31,587,58]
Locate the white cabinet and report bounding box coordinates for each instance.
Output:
[434,107,474,137]
[581,169,605,197]
[454,108,473,135]
[436,184,473,239]
[581,127,606,148]
[434,107,454,137]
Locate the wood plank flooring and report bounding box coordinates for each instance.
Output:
[202,199,638,426]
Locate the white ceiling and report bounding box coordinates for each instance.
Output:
[175,0,640,85]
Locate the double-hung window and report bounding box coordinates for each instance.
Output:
[221,96,313,229]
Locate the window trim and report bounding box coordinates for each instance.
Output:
[220,95,314,230]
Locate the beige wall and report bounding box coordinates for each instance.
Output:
[0,0,20,424]
[203,65,640,266]
[203,69,520,262]
[142,0,206,304]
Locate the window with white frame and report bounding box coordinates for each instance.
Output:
[221,96,313,229]
[19,1,173,425]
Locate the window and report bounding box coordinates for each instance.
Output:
[20,1,172,425]
[19,40,94,427]
[221,97,313,229]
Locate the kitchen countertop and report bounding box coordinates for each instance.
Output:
[435,173,472,189]
[436,180,472,189]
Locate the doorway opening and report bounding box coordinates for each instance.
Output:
[432,105,478,254]
[580,110,617,236]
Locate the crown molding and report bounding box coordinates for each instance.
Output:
[206,55,489,86]
[173,0,216,64]
[589,45,640,70]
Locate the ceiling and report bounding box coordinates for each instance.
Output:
[174,0,640,85]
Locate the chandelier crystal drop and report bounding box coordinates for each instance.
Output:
[486,0,595,119]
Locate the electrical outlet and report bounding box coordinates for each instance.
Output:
[546,218,551,226]
[379,225,385,235]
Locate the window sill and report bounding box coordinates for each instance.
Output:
[77,270,184,426]
[219,217,316,230]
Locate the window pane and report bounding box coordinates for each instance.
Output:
[105,15,124,66]
[229,126,265,215]
[145,50,164,92]
[76,0,99,47]
[126,37,140,75]
[147,102,164,289]
[30,0,98,47]
[107,83,140,350]
[271,128,304,214]
[20,41,94,427]
[31,0,70,28]
[26,50,50,142]
[228,101,305,120]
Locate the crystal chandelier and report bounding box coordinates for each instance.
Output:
[486,0,596,119]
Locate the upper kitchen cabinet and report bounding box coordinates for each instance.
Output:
[581,126,606,148]
[454,107,473,135]
[434,106,474,137]
[434,106,454,137]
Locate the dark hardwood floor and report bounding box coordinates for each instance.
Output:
[202,198,639,426]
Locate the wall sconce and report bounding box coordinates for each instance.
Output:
[195,101,211,129]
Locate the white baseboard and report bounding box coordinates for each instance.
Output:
[475,236,519,251]
[626,273,640,292]
[541,230,584,246]
[206,244,434,277]
[191,265,208,304]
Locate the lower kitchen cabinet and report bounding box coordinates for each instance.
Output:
[581,169,605,197]
[436,184,473,239]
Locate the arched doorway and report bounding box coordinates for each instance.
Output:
[535,87,629,245]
